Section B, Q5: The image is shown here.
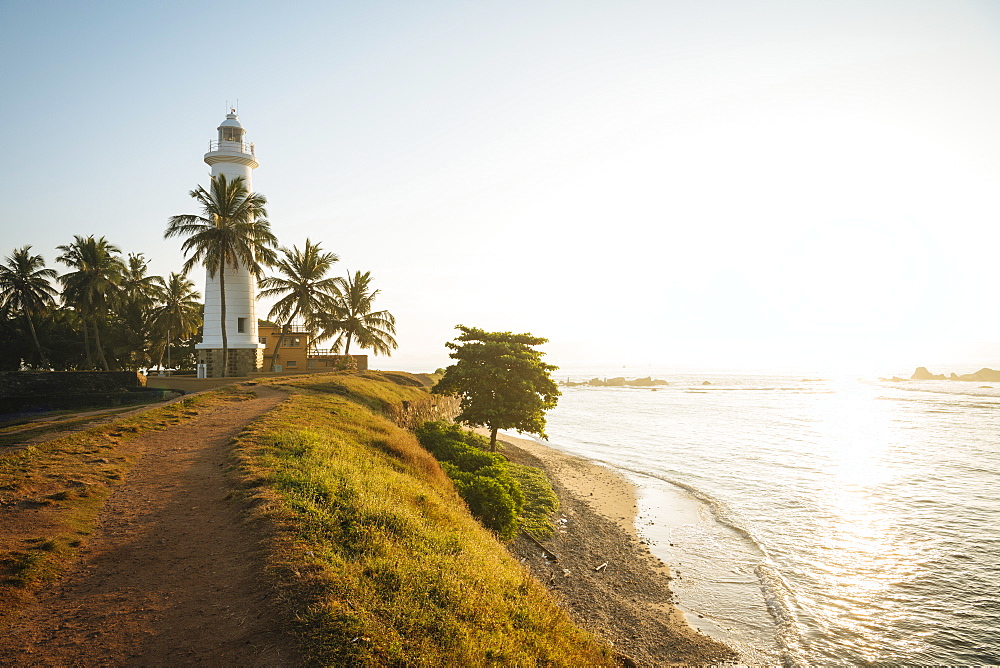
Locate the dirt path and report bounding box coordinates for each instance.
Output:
[0,386,297,666]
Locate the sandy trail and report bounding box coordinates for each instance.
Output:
[0,386,297,666]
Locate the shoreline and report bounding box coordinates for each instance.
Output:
[493,430,736,665]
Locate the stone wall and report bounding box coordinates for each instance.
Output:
[306,355,369,372]
[387,394,461,430]
[0,371,173,413]
[0,371,146,397]
[197,348,263,378]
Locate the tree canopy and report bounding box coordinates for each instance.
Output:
[315,270,397,357]
[259,238,340,371]
[56,235,125,371]
[432,325,560,450]
[2,180,394,373]
[0,246,58,367]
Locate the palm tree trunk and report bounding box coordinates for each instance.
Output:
[219,266,228,377]
[92,316,110,371]
[81,315,93,369]
[343,331,353,356]
[156,326,169,371]
[269,326,284,372]
[270,307,298,372]
[25,314,47,369]
[489,427,498,452]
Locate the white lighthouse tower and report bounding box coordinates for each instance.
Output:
[195,110,265,377]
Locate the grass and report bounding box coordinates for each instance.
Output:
[237,373,612,665]
[0,404,143,429]
[274,371,433,413]
[508,463,560,538]
[0,408,139,447]
[0,372,610,664]
[0,386,255,621]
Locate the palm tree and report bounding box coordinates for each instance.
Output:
[258,239,339,371]
[0,246,58,367]
[121,253,164,310]
[151,272,202,370]
[164,174,277,377]
[115,253,166,369]
[315,270,398,357]
[56,235,124,370]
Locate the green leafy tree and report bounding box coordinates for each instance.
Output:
[37,307,87,370]
[56,235,124,370]
[164,174,277,377]
[258,238,339,371]
[0,313,25,371]
[0,246,58,368]
[315,270,397,357]
[432,325,561,451]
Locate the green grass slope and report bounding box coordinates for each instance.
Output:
[238,372,611,666]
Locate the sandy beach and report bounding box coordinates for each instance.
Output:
[493,430,736,666]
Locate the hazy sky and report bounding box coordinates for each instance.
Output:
[2,0,999,374]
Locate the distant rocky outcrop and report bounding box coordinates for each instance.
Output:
[910,367,1000,382]
[563,376,669,387]
[623,376,669,387]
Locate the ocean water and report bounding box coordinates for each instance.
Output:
[516,369,1000,665]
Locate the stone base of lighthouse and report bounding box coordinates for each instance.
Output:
[197,348,263,378]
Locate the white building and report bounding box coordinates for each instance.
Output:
[195,110,266,377]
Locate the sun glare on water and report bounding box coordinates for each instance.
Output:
[802,379,926,660]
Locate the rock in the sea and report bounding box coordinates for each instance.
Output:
[583,376,671,387]
[624,376,669,387]
[910,366,1000,382]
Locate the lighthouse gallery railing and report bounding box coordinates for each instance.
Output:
[207,140,255,155]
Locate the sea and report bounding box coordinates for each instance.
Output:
[508,366,1000,666]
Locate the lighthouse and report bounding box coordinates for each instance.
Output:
[195,110,265,377]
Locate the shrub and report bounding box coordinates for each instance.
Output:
[416,422,495,470]
[443,463,521,539]
[417,421,555,540]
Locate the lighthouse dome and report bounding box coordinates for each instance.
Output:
[219,112,243,129]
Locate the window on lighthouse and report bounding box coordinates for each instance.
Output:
[237,317,247,333]
[220,126,244,142]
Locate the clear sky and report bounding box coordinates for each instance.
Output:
[2,0,999,375]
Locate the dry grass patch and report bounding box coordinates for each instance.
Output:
[0,387,254,623]
[234,379,613,666]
